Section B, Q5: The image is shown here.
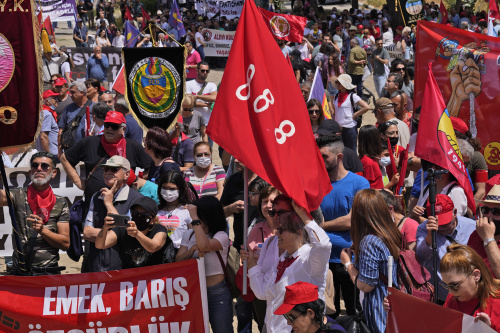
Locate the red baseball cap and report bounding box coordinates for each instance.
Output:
[450,117,468,135]
[370,20,376,24]
[357,24,364,30]
[426,194,455,225]
[104,111,126,124]
[43,89,59,99]
[54,77,68,87]
[274,281,318,315]
[396,26,403,30]
[336,26,342,30]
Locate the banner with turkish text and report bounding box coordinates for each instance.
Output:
[0,0,42,150]
[206,0,332,212]
[258,8,307,43]
[414,20,500,170]
[201,29,235,57]
[37,0,78,23]
[0,259,209,332]
[194,0,244,19]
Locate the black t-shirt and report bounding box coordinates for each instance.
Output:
[113,224,170,269]
[148,160,182,183]
[220,172,257,250]
[64,135,153,206]
[343,146,363,174]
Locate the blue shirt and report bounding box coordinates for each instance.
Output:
[138,180,159,205]
[58,102,95,147]
[86,54,109,81]
[415,216,476,301]
[36,110,59,155]
[357,235,398,333]
[125,113,143,144]
[320,172,370,263]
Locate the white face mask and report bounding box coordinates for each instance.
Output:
[161,189,179,202]
[196,156,211,168]
[379,156,391,167]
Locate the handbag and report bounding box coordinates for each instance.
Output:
[61,98,93,150]
[336,276,371,333]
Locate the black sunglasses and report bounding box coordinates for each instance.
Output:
[481,206,500,216]
[268,209,291,217]
[103,166,122,173]
[396,67,406,71]
[31,162,52,171]
[200,69,210,73]
[130,210,152,219]
[183,108,194,112]
[308,109,320,115]
[283,313,301,324]
[104,122,122,130]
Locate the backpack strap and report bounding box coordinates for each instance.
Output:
[397,216,407,229]
[446,182,459,195]
[216,250,231,285]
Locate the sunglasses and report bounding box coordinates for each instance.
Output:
[283,313,302,324]
[308,109,320,115]
[31,162,52,171]
[200,69,210,73]
[130,210,152,219]
[103,166,122,173]
[481,206,500,216]
[444,271,473,292]
[183,108,194,112]
[268,209,291,217]
[104,122,122,130]
[396,67,406,71]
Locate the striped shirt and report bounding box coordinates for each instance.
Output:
[356,235,398,333]
[184,164,226,197]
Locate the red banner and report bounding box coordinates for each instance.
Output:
[0,260,208,332]
[0,0,42,150]
[206,0,332,212]
[414,20,500,170]
[258,8,307,43]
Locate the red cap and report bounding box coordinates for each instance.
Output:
[126,171,137,186]
[370,20,376,24]
[357,24,364,30]
[336,26,342,30]
[53,77,67,87]
[426,194,455,225]
[396,26,403,30]
[43,89,59,99]
[104,111,126,124]
[450,117,468,135]
[274,281,318,315]
[177,115,183,123]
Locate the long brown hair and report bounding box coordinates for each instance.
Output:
[441,244,500,310]
[351,189,402,263]
[306,99,325,126]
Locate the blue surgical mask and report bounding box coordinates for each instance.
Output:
[379,157,391,167]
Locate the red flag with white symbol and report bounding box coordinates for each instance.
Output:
[258,8,307,43]
[206,0,331,212]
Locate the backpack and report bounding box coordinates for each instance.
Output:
[60,99,93,150]
[334,92,362,128]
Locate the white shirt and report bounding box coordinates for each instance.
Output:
[333,34,343,52]
[383,30,394,46]
[393,117,410,148]
[185,80,218,125]
[112,35,125,48]
[195,31,204,48]
[61,62,71,78]
[416,181,467,217]
[297,43,310,60]
[248,222,331,333]
[181,230,229,276]
[408,132,417,153]
[157,207,191,248]
[334,92,361,128]
[42,53,68,82]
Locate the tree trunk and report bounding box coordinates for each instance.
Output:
[455,0,462,12]
[352,0,359,9]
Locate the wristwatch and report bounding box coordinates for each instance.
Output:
[191,219,202,226]
[344,261,353,271]
[484,238,496,247]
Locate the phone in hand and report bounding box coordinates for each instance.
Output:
[108,214,130,227]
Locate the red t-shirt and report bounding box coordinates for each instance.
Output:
[468,231,500,278]
[400,217,419,243]
[444,294,500,332]
[360,155,384,189]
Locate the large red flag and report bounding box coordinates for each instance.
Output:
[206,0,331,212]
[141,7,151,30]
[258,8,307,43]
[42,16,56,42]
[415,63,475,213]
[124,5,133,21]
[490,0,500,20]
[439,1,448,24]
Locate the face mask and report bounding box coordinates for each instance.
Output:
[196,156,211,168]
[379,156,391,167]
[49,104,56,110]
[161,189,179,202]
[388,136,399,147]
[132,214,152,231]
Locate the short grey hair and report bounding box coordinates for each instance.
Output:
[115,96,130,114]
[461,21,469,29]
[70,81,87,94]
[457,138,474,160]
[351,38,360,45]
[92,102,111,120]
[300,81,312,90]
[93,45,102,51]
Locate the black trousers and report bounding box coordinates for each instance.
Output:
[330,262,361,316]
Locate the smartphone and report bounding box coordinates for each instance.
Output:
[108,214,130,227]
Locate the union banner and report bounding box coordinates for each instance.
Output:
[414,20,500,170]
[123,47,185,130]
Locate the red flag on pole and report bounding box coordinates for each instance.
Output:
[439,1,448,24]
[490,0,500,20]
[258,8,307,43]
[206,0,332,212]
[141,7,151,30]
[112,65,125,95]
[124,6,133,21]
[415,63,476,213]
[37,12,43,26]
[42,16,56,43]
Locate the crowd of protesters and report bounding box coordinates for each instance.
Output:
[3,0,500,332]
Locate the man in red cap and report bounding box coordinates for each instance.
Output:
[53,77,72,120]
[369,20,380,38]
[415,194,476,303]
[42,89,59,121]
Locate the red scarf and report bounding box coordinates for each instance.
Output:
[171,132,189,145]
[27,184,56,223]
[100,135,127,158]
[275,255,299,283]
[337,92,349,106]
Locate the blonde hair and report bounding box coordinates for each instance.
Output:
[402,26,411,35]
[182,94,196,108]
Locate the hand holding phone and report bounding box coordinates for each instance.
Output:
[108,214,130,227]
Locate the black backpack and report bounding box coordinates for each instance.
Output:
[60,99,92,150]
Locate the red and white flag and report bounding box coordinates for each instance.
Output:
[258,8,307,43]
[112,65,125,95]
[207,0,331,212]
[386,288,495,333]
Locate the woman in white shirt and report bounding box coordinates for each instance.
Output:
[96,28,111,47]
[195,25,206,60]
[296,38,314,60]
[112,29,125,47]
[175,196,233,333]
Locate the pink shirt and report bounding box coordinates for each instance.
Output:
[186,50,201,79]
[248,221,275,251]
[400,217,418,243]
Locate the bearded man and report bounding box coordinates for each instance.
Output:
[0,152,70,275]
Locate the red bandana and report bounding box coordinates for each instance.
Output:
[337,92,349,106]
[275,255,299,283]
[27,184,56,224]
[100,135,127,158]
[171,132,189,145]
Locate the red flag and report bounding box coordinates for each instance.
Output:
[206,0,331,212]
[112,65,126,95]
[258,8,307,43]
[141,7,151,30]
[439,1,448,24]
[490,0,500,20]
[395,145,409,195]
[415,63,476,213]
[37,12,43,26]
[124,6,133,21]
[42,16,56,43]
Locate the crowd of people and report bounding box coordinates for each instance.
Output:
[3,0,500,332]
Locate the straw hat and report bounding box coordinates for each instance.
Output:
[477,185,500,205]
[336,74,356,90]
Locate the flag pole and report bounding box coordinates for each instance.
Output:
[242,166,249,295]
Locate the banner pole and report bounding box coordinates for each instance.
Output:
[242,166,249,295]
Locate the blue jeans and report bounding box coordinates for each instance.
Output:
[207,281,234,333]
[235,296,253,333]
[342,126,358,154]
[197,45,205,60]
[373,74,387,98]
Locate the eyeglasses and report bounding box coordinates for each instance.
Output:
[308,109,320,115]
[104,122,122,130]
[396,67,406,71]
[31,162,51,171]
[183,108,194,112]
[444,271,473,292]
[268,209,291,217]
[200,69,210,73]
[103,166,122,173]
[481,206,500,216]
[283,313,302,324]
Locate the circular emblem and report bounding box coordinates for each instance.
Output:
[0,33,15,93]
[128,57,181,118]
[0,106,18,125]
[202,29,212,42]
[405,0,423,15]
[269,16,291,38]
[37,208,50,221]
[485,142,500,166]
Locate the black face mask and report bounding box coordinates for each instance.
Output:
[411,119,419,132]
[388,136,399,147]
[132,213,152,231]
